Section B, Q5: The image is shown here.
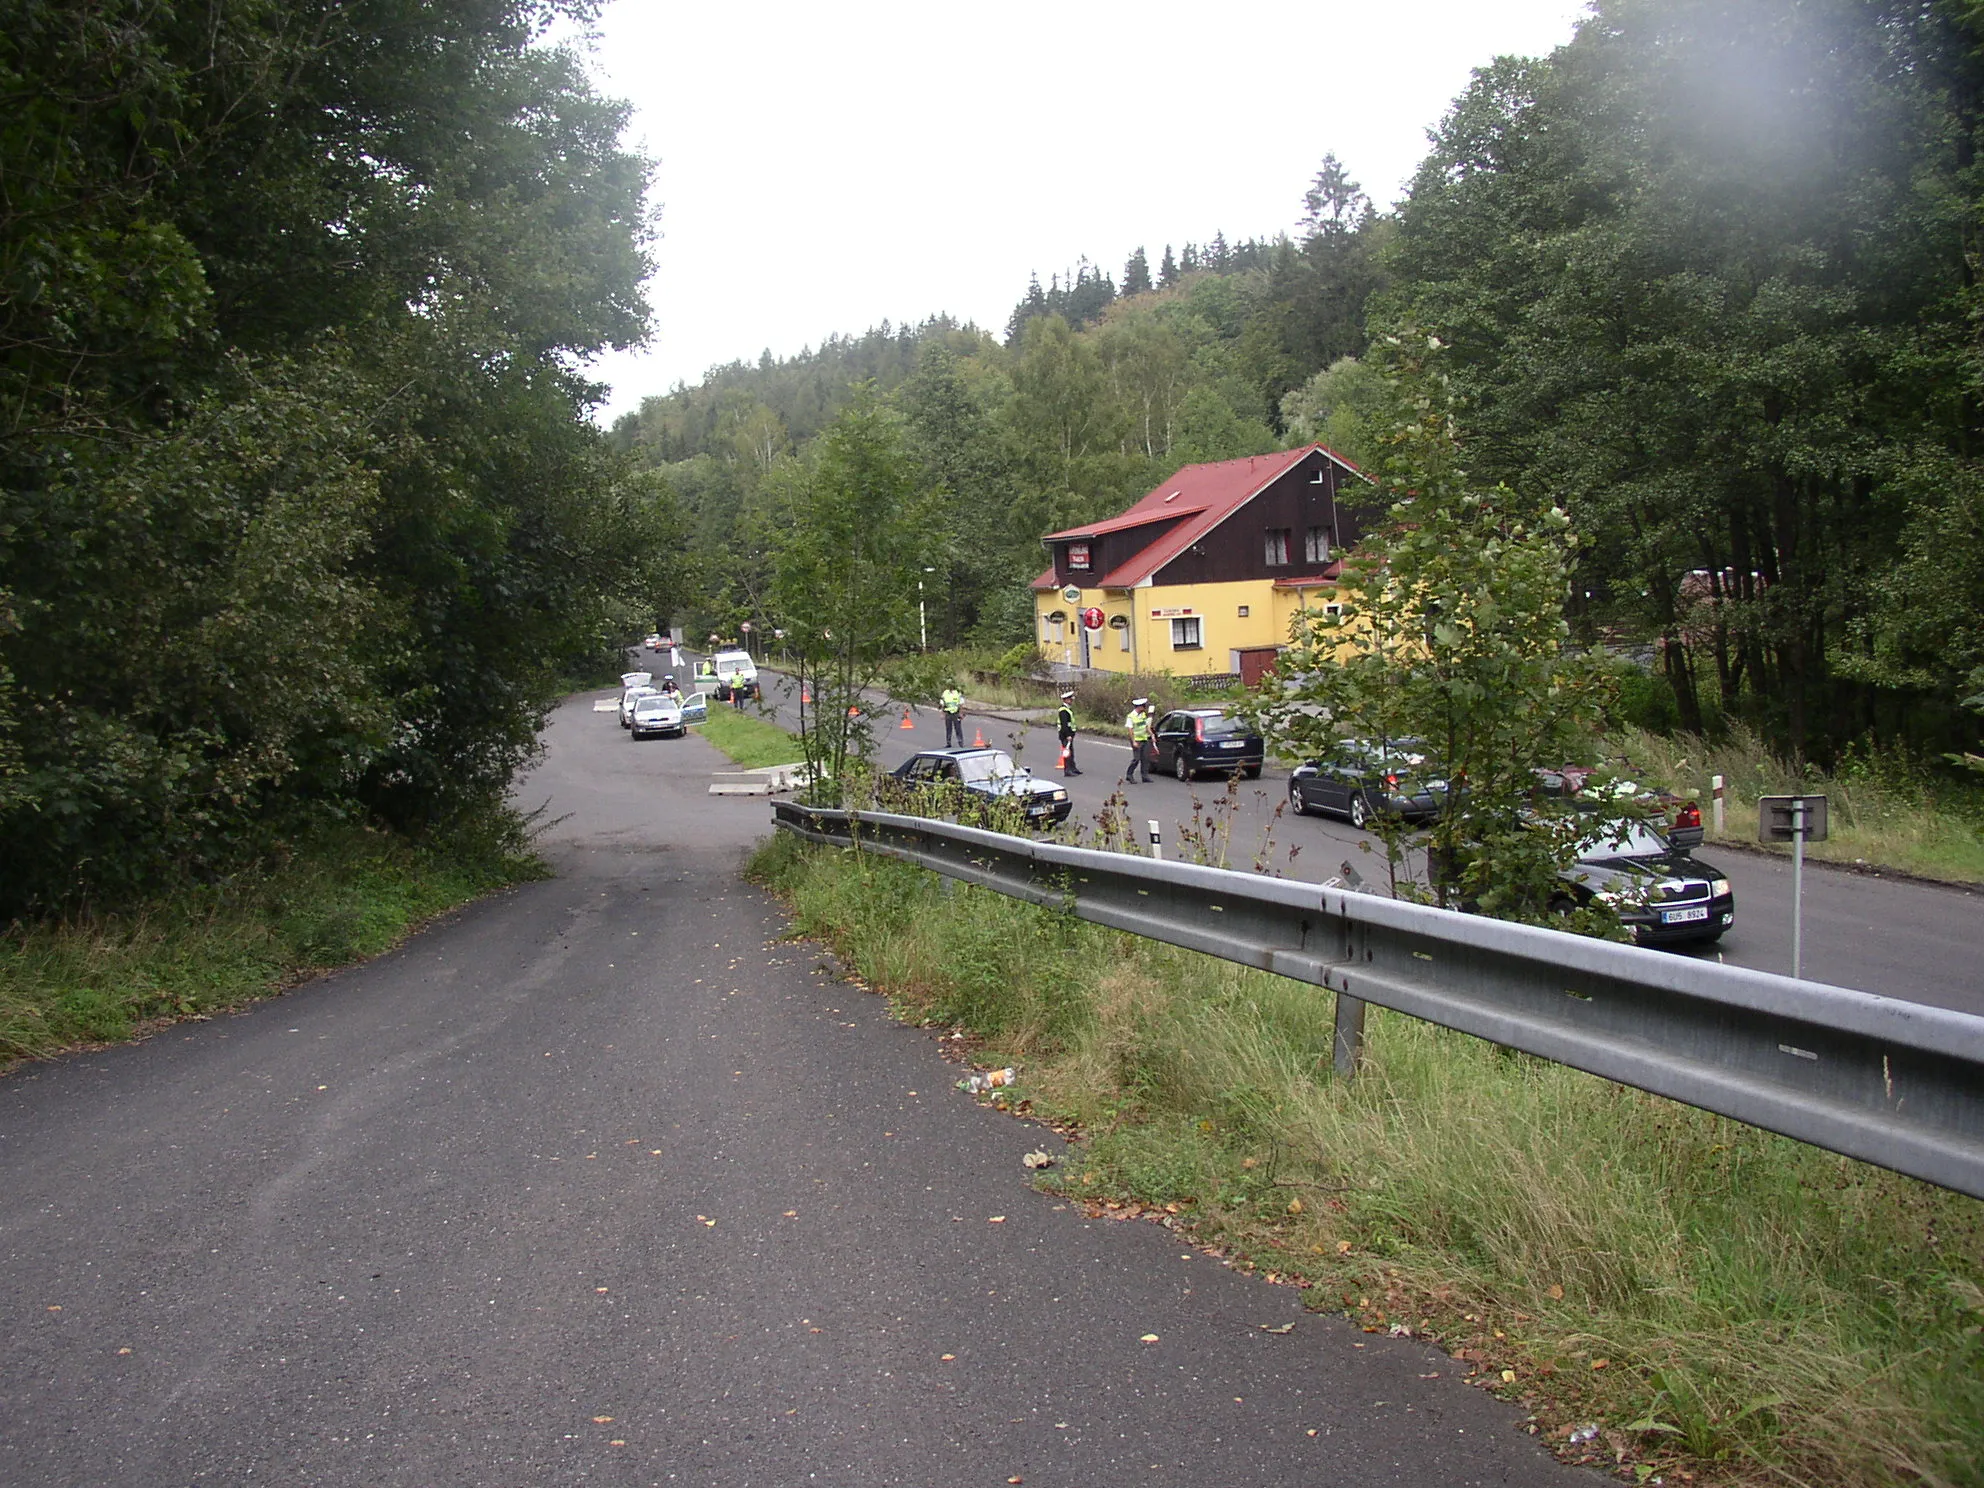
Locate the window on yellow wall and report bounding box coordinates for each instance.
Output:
[1171,617,1202,649]
[1118,626,1130,651]
[1237,604,1250,618]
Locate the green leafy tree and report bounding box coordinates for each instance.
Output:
[767,390,940,798]
[1269,335,1616,924]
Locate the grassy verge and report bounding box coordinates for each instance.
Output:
[1614,725,1984,884]
[749,831,1984,1488]
[694,703,805,769]
[1,818,542,1068]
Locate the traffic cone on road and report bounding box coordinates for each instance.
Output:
[1057,742,1069,769]
[972,726,986,747]
[847,704,860,718]
[802,685,812,704]
[900,708,915,730]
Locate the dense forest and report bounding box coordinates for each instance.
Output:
[614,0,1984,773]
[0,0,667,913]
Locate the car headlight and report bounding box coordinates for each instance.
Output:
[1051,790,1067,801]
[1711,878,1731,898]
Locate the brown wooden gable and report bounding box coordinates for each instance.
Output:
[1151,448,1378,587]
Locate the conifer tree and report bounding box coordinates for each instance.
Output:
[1123,246,1153,296]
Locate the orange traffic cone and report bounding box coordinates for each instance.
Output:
[801,685,812,704]
[899,708,915,730]
[1057,742,1069,768]
[972,726,986,747]
[847,704,861,718]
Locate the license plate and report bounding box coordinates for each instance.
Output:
[1219,741,1243,749]
[1662,906,1709,924]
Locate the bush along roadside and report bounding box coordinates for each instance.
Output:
[747,831,1984,1488]
[0,816,544,1068]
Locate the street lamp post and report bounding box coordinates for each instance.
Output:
[919,567,936,652]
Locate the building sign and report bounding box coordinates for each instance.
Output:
[1062,585,1083,604]
[1067,542,1091,570]
[1079,606,1105,630]
[1149,607,1197,618]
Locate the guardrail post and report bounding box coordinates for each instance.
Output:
[1332,993,1366,1079]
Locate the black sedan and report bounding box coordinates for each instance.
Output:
[1288,739,1449,829]
[1557,817,1735,946]
[879,748,1073,828]
[1150,708,1264,781]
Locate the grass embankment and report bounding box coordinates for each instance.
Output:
[694,702,805,768]
[0,820,541,1068]
[750,831,1984,1488]
[1618,726,1984,885]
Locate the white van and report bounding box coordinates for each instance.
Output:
[709,650,758,700]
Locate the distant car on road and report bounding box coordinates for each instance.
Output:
[643,633,665,651]
[709,649,759,700]
[880,748,1072,828]
[1555,816,1734,945]
[619,682,657,727]
[1149,707,1264,781]
[630,692,686,739]
[1288,738,1449,829]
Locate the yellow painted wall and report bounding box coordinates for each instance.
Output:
[1036,578,1334,675]
[1034,586,1137,672]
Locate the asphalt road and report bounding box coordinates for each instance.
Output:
[699,654,1983,1019]
[0,687,1601,1487]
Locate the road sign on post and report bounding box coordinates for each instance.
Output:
[1758,795,1828,980]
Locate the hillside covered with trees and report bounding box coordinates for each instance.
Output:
[0,0,670,914]
[615,0,1984,775]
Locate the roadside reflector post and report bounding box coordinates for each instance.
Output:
[1711,773,1725,835]
[1759,794,1829,980]
[1333,994,1367,1080]
[1147,819,1162,862]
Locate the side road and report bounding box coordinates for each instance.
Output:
[0,688,1600,1486]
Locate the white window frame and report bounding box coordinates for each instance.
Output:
[1170,616,1203,650]
[1305,526,1332,564]
[1264,528,1290,566]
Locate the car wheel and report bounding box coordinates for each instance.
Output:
[1174,749,1192,782]
[1348,794,1370,830]
[1288,780,1307,816]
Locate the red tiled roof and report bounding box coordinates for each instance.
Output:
[1039,446,1359,590]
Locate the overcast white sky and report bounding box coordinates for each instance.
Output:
[578,0,1591,424]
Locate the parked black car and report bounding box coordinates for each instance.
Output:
[1556,817,1734,946]
[880,748,1073,828]
[1288,738,1449,828]
[1149,707,1264,781]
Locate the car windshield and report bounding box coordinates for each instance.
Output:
[636,696,673,711]
[1576,819,1673,858]
[957,751,1018,784]
[714,653,752,671]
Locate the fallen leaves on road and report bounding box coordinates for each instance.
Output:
[1258,1322,1295,1335]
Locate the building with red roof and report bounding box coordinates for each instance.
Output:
[1032,444,1376,683]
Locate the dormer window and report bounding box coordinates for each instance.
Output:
[1067,542,1091,571]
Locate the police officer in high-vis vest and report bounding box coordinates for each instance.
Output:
[1124,696,1153,783]
[1057,690,1082,776]
[941,685,966,748]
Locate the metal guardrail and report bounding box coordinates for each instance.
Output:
[772,800,1984,1201]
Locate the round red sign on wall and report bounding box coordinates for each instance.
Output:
[1080,606,1106,630]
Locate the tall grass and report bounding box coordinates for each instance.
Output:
[1614,724,1984,884]
[1,819,540,1066]
[751,832,1984,1488]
